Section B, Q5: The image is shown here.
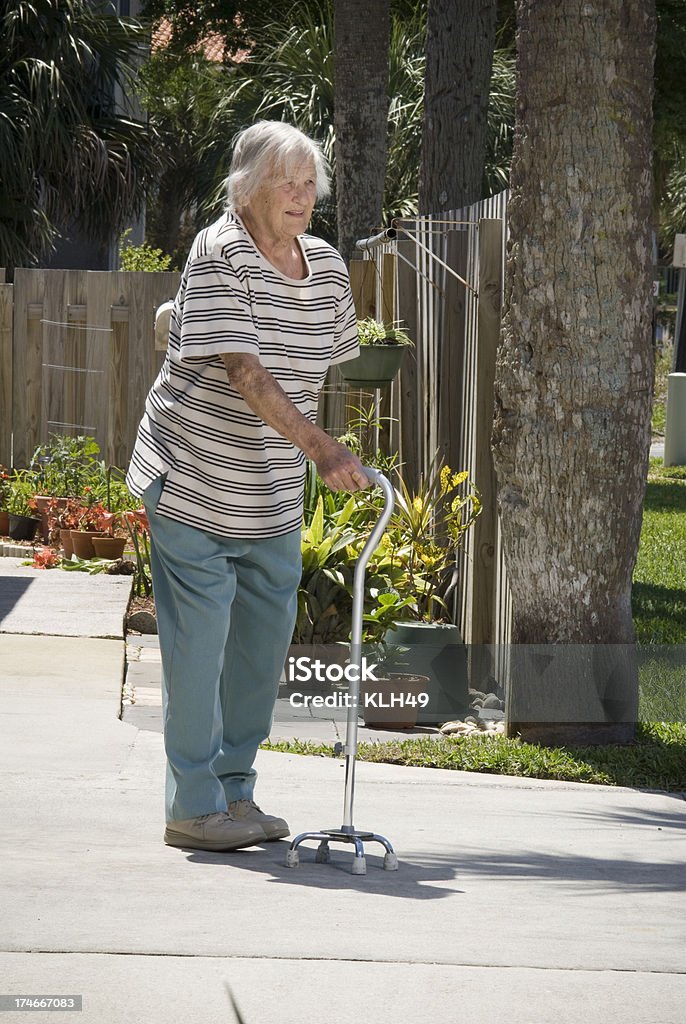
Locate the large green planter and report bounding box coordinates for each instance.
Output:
[339,344,406,388]
[382,621,469,724]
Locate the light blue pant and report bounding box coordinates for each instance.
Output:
[142,477,301,822]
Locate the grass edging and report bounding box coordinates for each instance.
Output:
[262,721,686,793]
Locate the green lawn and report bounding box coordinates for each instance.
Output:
[651,343,672,437]
[633,462,686,647]
[263,721,686,792]
[633,460,686,726]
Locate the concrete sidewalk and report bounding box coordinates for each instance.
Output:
[1,560,685,1023]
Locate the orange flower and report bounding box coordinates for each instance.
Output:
[125,508,149,533]
[31,547,60,570]
[97,510,118,534]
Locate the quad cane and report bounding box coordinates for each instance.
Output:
[286,468,399,875]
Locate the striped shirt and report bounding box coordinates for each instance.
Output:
[126,211,359,538]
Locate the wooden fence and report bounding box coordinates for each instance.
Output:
[346,191,512,652]
[1,268,180,469]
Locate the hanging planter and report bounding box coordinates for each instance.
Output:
[339,318,413,388]
[339,344,407,388]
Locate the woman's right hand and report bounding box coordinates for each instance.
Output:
[312,437,370,493]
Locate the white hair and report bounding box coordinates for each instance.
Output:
[225,121,331,210]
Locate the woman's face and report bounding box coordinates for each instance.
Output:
[246,160,318,243]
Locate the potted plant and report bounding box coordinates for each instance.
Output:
[370,458,481,724]
[91,509,127,560]
[360,671,431,730]
[31,434,101,499]
[339,318,413,388]
[45,498,84,559]
[6,470,41,541]
[123,507,153,598]
[31,435,102,542]
[292,450,481,725]
[69,499,110,559]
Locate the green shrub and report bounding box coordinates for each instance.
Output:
[118,230,174,272]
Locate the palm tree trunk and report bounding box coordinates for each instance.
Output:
[492,0,657,744]
[419,0,498,213]
[334,0,391,264]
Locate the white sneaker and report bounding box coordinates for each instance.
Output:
[228,800,290,841]
[164,812,264,851]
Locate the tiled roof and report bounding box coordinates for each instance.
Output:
[151,18,249,63]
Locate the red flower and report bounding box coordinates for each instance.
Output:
[125,508,149,533]
[31,547,60,570]
[96,510,118,534]
[78,501,108,531]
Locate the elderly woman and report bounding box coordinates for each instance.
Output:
[126,121,367,852]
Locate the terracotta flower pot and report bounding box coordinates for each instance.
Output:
[361,673,430,730]
[34,495,69,544]
[0,509,9,536]
[70,530,108,560]
[60,529,74,560]
[92,536,126,560]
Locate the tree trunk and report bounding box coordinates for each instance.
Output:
[334,0,391,265]
[419,0,498,214]
[146,170,187,260]
[492,0,656,744]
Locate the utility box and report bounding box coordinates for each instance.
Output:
[664,373,686,466]
[674,234,686,269]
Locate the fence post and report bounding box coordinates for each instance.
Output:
[0,283,13,465]
[438,229,469,469]
[12,269,44,467]
[396,236,420,489]
[469,219,504,660]
[375,253,398,455]
[348,258,376,320]
[380,252,396,324]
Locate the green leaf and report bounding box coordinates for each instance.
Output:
[309,495,324,546]
[337,494,357,527]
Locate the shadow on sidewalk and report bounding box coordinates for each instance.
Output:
[569,800,686,833]
[0,576,34,626]
[424,844,686,894]
[183,840,463,900]
[176,825,686,896]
